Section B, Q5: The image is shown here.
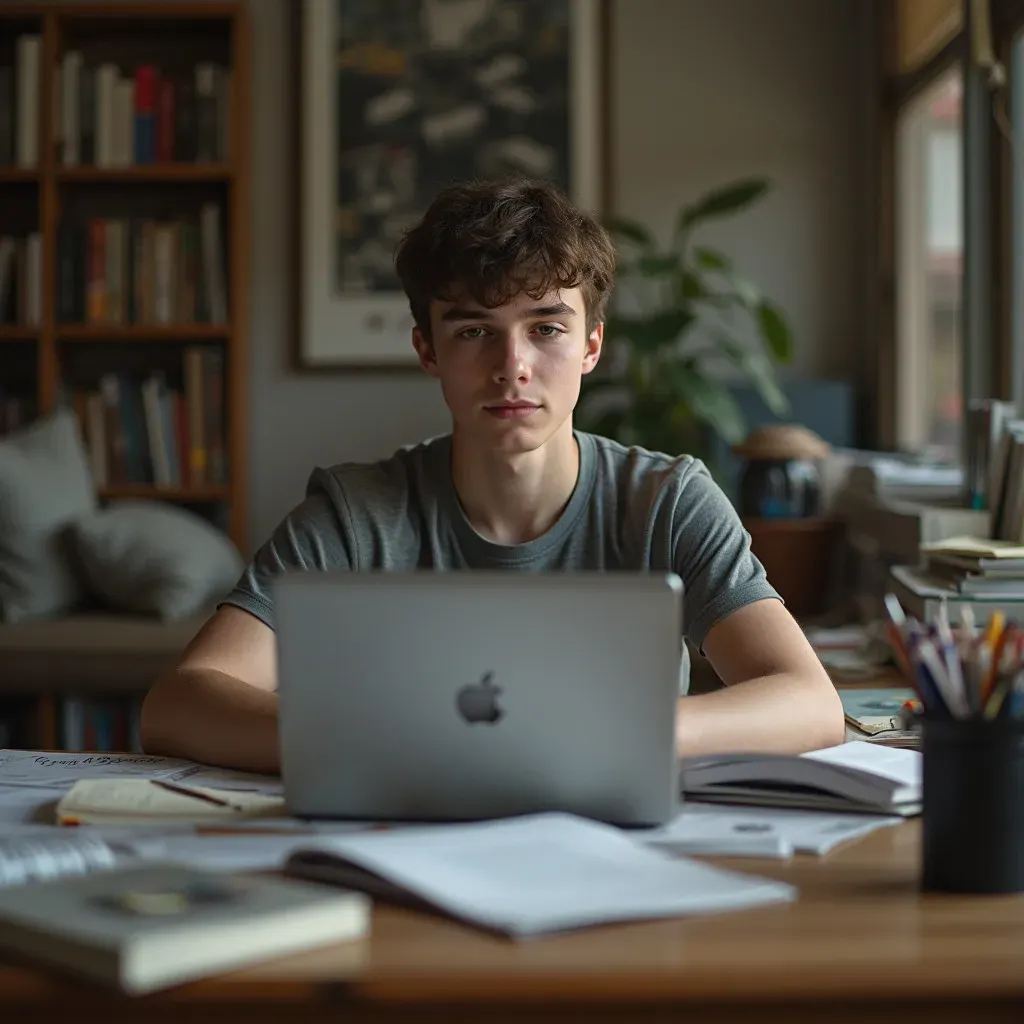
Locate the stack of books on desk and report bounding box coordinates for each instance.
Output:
[890,536,1024,620]
[920,536,1024,599]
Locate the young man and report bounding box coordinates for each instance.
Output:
[140,177,844,772]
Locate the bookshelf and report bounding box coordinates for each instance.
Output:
[0,3,250,752]
[0,1,250,550]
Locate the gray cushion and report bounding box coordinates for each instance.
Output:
[0,409,97,622]
[70,500,244,621]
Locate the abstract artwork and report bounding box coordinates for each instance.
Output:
[297,0,606,369]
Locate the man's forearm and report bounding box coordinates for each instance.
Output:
[139,668,280,773]
[675,671,845,758]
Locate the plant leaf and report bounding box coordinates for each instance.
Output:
[712,335,790,416]
[665,363,747,444]
[726,276,761,308]
[604,216,654,249]
[756,299,795,364]
[677,179,770,235]
[677,270,710,302]
[636,254,679,277]
[694,248,731,271]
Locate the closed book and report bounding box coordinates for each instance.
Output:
[0,863,368,993]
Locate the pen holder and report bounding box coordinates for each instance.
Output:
[921,715,1024,894]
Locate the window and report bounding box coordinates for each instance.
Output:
[1012,29,1024,408]
[895,68,964,462]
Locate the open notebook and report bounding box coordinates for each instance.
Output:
[679,742,921,815]
[283,812,797,938]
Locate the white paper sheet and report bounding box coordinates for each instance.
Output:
[167,764,284,796]
[0,785,70,824]
[0,750,283,795]
[802,742,921,787]
[287,812,797,938]
[0,750,196,788]
[643,802,903,859]
[126,833,329,872]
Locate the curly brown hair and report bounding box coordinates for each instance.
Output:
[395,177,616,337]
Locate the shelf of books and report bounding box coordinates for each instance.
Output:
[0,3,250,750]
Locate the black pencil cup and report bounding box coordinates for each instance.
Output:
[921,715,1024,894]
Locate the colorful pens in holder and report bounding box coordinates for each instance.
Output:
[882,593,1024,722]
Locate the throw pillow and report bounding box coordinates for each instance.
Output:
[70,500,244,621]
[0,408,98,622]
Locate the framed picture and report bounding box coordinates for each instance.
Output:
[295,0,609,371]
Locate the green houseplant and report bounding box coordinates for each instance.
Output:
[578,178,796,463]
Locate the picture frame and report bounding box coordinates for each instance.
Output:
[294,0,610,371]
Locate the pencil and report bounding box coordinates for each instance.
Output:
[152,779,247,811]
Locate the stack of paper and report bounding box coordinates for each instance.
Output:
[284,812,797,938]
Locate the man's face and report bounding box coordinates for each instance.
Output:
[413,286,603,454]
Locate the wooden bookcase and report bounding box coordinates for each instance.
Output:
[0,1,250,551]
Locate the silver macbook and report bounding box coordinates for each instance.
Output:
[273,571,683,827]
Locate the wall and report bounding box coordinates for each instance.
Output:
[36,0,871,551]
[612,0,867,383]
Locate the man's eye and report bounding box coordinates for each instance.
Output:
[459,327,487,339]
[535,324,563,337]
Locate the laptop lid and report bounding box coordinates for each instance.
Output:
[274,571,683,827]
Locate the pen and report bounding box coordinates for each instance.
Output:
[151,779,248,811]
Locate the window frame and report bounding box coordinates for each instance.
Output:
[992,0,1024,411]
[874,0,1017,463]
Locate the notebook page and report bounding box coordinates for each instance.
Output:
[0,833,118,887]
[801,742,921,789]
[289,812,796,937]
[57,780,285,822]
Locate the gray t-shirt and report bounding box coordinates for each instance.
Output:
[222,431,781,682]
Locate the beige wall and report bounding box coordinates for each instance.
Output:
[37,0,872,551]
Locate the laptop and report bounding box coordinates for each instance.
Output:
[273,571,684,827]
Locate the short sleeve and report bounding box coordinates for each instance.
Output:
[670,459,782,652]
[218,490,354,629]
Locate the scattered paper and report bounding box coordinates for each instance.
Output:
[0,750,195,788]
[643,803,902,859]
[0,750,282,795]
[127,833,329,873]
[0,785,73,825]
[168,765,283,796]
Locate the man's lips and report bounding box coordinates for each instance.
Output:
[484,401,540,420]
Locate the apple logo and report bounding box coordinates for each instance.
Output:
[456,671,505,725]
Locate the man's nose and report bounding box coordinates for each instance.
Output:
[493,334,530,383]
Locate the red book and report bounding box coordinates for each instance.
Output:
[156,77,175,162]
[134,64,157,113]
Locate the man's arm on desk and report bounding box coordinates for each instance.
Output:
[139,606,281,773]
[675,599,846,758]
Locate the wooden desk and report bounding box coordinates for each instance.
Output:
[2,821,1023,1023]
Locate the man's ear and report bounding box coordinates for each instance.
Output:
[412,326,440,378]
[581,321,604,375]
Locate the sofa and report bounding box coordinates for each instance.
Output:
[0,610,210,696]
[0,410,244,747]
